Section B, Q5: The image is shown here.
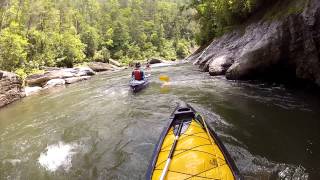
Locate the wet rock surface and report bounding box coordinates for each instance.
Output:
[44,79,66,88]
[0,71,25,108]
[209,55,234,76]
[88,62,114,72]
[24,86,42,96]
[1,61,125,104]
[189,0,320,87]
[149,58,163,64]
[109,59,122,67]
[25,67,95,87]
[65,76,91,84]
[21,67,97,98]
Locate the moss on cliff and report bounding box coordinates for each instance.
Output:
[263,0,308,21]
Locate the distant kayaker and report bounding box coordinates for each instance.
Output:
[145,60,151,77]
[146,60,151,70]
[132,62,145,81]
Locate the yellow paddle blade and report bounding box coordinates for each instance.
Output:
[159,75,170,82]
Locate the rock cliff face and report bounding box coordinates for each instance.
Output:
[189,0,320,87]
[0,71,25,108]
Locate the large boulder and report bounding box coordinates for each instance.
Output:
[109,59,122,67]
[190,0,320,87]
[25,67,95,86]
[88,62,114,72]
[25,86,42,96]
[226,22,283,79]
[74,67,95,76]
[25,69,74,86]
[0,71,25,108]
[25,73,50,87]
[209,55,234,76]
[43,79,65,88]
[149,58,163,64]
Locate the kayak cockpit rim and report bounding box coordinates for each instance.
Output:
[145,103,242,180]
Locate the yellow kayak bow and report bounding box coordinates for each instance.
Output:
[146,103,241,180]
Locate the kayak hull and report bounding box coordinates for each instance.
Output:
[146,103,241,180]
[129,79,149,93]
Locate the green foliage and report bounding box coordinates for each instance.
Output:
[189,0,267,45]
[81,26,99,59]
[94,47,111,62]
[0,22,28,71]
[15,68,44,80]
[0,0,196,73]
[55,32,86,67]
[262,0,306,21]
[176,39,190,59]
[161,40,177,60]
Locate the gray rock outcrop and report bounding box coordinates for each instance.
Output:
[65,76,91,84]
[189,0,320,87]
[25,67,95,87]
[88,62,114,72]
[0,71,25,108]
[44,79,66,88]
[149,58,163,64]
[25,86,42,96]
[109,59,122,67]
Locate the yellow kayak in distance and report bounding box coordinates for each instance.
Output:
[146,103,241,180]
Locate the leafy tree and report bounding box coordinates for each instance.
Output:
[81,26,99,59]
[0,0,197,73]
[189,0,268,45]
[0,22,28,71]
[176,39,190,59]
[55,32,85,67]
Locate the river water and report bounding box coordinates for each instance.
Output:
[0,63,319,179]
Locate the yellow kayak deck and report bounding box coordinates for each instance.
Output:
[152,119,235,180]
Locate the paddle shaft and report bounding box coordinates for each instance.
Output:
[159,122,184,180]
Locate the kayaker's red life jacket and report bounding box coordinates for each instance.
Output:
[133,70,142,80]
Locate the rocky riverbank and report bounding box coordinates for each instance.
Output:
[0,57,169,109]
[0,62,124,108]
[0,71,25,108]
[188,0,320,87]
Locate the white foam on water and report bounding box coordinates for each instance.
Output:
[38,142,77,172]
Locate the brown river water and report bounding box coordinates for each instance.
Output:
[0,63,319,179]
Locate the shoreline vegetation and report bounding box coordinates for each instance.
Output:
[1,0,320,108]
[0,0,268,80]
[0,0,197,79]
[0,0,198,108]
[0,59,175,108]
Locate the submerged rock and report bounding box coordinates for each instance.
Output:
[0,71,25,108]
[189,0,320,87]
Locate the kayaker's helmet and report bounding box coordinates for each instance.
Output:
[135,62,141,68]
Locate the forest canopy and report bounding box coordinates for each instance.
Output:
[188,0,268,45]
[0,0,197,75]
[0,0,271,76]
